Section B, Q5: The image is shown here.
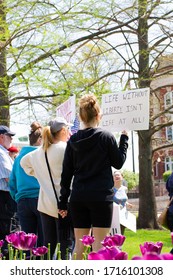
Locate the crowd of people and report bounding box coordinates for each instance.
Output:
[0,93,130,260]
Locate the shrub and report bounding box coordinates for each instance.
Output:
[163,170,172,182]
[122,169,139,190]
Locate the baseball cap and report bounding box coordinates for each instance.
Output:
[8,146,19,153]
[0,125,15,136]
[48,117,73,133]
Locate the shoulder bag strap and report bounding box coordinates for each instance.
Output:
[45,151,59,208]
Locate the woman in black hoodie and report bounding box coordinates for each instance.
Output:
[58,93,128,259]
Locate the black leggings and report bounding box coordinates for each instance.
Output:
[40,212,74,259]
[70,201,113,228]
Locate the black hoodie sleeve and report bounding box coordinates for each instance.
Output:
[59,141,74,210]
[107,133,128,169]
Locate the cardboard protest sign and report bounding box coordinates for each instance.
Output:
[110,203,121,235]
[101,88,150,132]
[56,95,76,123]
[110,203,137,235]
[119,207,136,233]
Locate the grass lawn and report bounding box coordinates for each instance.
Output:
[122,228,172,259]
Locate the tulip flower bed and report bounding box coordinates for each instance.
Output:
[0,231,173,260]
[81,233,173,260]
[0,231,50,260]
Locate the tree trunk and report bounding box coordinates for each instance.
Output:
[0,0,10,125]
[137,130,159,228]
[0,48,10,125]
[137,0,159,228]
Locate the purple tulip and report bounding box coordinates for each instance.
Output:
[101,234,126,247]
[0,240,4,248]
[88,246,127,260]
[6,231,37,250]
[160,253,173,260]
[88,247,117,260]
[132,253,162,260]
[102,246,121,259]
[132,252,173,260]
[32,246,48,256]
[113,251,128,260]
[88,252,105,260]
[140,241,163,255]
[6,231,25,245]
[80,235,95,246]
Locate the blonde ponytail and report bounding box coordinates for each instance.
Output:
[42,126,54,151]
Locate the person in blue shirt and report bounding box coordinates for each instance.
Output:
[9,121,43,247]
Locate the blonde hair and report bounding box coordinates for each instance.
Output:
[29,121,42,146]
[42,126,53,151]
[79,94,100,124]
[42,126,63,151]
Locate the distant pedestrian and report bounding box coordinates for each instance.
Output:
[113,170,133,235]
[8,146,19,161]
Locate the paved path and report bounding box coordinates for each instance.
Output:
[129,195,169,213]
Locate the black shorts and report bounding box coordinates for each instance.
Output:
[69,200,113,228]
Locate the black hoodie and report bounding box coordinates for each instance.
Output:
[59,127,128,209]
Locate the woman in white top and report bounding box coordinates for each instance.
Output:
[20,117,74,259]
[113,170,133,234]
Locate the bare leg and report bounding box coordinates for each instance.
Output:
[92,227,110,252]
[72,228,91,260]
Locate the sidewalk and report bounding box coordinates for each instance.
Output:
[129,195,169,214]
